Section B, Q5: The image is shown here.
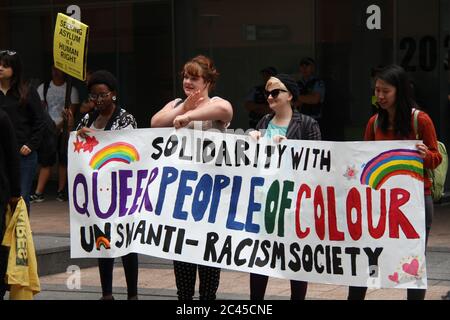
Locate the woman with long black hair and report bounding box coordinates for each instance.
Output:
[0,50,44,213]
[348,64,442,300]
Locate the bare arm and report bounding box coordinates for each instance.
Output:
[173,98,233,129]
[151,91,206,127]
[150,99,185,128]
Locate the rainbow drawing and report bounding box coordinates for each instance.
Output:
[360,149,424,190]
[96,236,111,250]
[89,142,140,170]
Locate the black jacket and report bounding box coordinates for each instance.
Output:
[0,86,45,151]
[0,109,21,205]
[256,110,321,140]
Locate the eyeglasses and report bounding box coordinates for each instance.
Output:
[0,50,17,56]
[264,88,288,99]
[88,92,112,101]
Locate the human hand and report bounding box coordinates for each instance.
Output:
[173,114,191,129]
[62,108,74,128]
[272,135,287,144]
[183,90,204,112]
[416,143,429,159]
[248,130,261,141]
[20,145,31,156]
[76,127,95,139]
[80,100,95,114]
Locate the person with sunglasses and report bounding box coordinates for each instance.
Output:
[0,50,44,213]
[76,70,139,300]
[151,55,233,300]
[248,73,321,300]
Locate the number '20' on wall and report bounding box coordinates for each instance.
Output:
[400,35,450,72]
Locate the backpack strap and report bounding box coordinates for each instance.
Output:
[374,109,420,139]
[412,108,420,139]
[373,114,379,136]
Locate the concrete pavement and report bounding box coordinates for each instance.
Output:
[18,197,450,300]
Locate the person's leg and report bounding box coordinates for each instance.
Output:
[290,280,308,300]
[56,132,68,201]
[0,245,7,300]
[250,273,269,300]
[56,164,67,201]
[407,195,433,300]
[173,261,197,300]
[34,166,52,195]
[20,151,38,214]
[121,253,138,299]
[198,265,220,300]
[98,258,115,299]
[347,286,368,300]
[0,204,7,300]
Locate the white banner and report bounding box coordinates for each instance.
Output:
[68,128,427,289]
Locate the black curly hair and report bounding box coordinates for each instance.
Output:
[87,70,118,92]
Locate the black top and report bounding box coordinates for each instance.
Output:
[0,109,21,204]
[256,109,321,141]
[0,86,45,151]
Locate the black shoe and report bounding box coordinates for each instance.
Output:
[30,193,45,203]
[56,191,67,202]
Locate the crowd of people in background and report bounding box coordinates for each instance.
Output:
[0,49,445,300]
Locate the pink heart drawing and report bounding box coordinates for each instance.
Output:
[402,259,419,276]
[388,272,399,283]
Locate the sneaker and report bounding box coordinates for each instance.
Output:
[56,191,67,202]
[30,193,45,203]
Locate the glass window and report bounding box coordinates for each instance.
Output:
[174,0,316,131]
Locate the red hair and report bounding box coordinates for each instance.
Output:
[181,55,219,91]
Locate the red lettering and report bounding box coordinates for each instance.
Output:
[346,188,362,240]
[327,187,345,241]
[389,188,419,239]
[367,188,386,239]
[295,184,311,239]
[314,186,326,240]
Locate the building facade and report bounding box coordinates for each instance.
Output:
[1,0,449,147]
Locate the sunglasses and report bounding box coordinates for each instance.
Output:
[264,88,288,99]
[0,50,17,56]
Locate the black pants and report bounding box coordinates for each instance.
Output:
[98,253,138,298]
[0,245,7,300]
[173,261,221,300]
[250,273,308,300]
[0,203,7,299]
[348,195,433,300]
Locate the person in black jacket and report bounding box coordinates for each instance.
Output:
[248,74,321,300]
[0,50,44,213]
[0,108,21,300]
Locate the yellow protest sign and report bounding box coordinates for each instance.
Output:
[53,13,89,81]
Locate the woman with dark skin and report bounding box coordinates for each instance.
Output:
[76,70,138,300]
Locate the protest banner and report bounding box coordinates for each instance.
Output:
[68,128,427,289]
[53,12,89,81]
